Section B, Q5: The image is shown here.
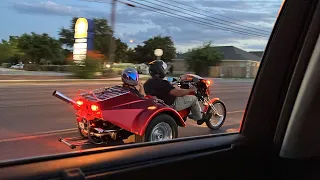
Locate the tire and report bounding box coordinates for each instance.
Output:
[78,125,87,138]
[135,114,178,143]
[205,100,227,130]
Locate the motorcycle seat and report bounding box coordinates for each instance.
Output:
[145,95,173,108]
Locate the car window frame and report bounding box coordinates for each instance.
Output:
[0,0,319,179]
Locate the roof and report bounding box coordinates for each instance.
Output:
[249,51,264,58]
[214,46,261,61]
[173,46,262,62]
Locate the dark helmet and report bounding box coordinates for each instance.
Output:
[148,60,168,78]
[121,67,139,86]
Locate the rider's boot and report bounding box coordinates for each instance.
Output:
[197,112,213,125]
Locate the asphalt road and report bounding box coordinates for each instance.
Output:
[0,79,253,161]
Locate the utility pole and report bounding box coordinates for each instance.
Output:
[104,0,135,68]
[105,0,117,68]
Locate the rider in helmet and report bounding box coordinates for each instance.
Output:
[143,60,211,125]
[121,67,145,98]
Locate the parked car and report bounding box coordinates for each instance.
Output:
[10,64,24,69]
[134,63,149,75]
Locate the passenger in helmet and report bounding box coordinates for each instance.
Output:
[143,60,211,125]
[121,67,145,98]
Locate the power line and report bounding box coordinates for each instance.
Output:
[153,0,270,35]
[141,0,269,36]
[169,0,270,32]
[126,0,267,38]
[79,0,268,38]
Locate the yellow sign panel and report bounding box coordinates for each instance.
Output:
[74,18,88,39]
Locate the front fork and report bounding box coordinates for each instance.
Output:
[201,98,220,117]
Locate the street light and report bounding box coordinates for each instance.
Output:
[154,49,163,60]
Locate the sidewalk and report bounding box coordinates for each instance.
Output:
[0,67,71,76]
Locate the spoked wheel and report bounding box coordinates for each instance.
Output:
[77,122,88,138]
[86,122,105,145]
[205,100,227,130]
[88,128,105,145]
[135,114,178,143]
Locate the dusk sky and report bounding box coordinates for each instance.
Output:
[0,0,282,52]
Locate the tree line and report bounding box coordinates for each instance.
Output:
[0,17,222,75]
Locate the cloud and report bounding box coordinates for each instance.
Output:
[12,1,77,16]
[9,0,281,51]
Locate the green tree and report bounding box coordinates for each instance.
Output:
[126,48,136,63]
[185,42,223,76]
[0,41,12,63]
[133,35,176,63]
[58,17,78,48]
[17,33,64,64]
[115,38,129,63]
[0,37,25,64]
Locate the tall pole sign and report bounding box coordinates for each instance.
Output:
[73,17,94,65]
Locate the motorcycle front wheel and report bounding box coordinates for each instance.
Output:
[205,100,227,130]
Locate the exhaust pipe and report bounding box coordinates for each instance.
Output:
[52,90,76,105]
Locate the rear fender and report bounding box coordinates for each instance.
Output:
[131,107,186,136]
[203,98,220,112]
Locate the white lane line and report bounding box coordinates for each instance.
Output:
[227,110,244,114]
[0,110,245,143]
[0,128,78,143]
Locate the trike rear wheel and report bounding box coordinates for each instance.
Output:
[135,114,178,143]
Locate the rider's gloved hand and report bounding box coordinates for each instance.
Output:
[189,86,197,93]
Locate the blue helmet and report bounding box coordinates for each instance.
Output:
[121,67,139,86]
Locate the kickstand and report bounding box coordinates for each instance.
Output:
[58,137,91,149]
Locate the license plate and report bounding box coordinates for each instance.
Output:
[78,122,85,129]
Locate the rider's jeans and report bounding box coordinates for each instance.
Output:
[173,95,202,120]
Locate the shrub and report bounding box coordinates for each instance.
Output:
[39,65,49,71]
[111,67,124,75]
[102,69,117,77]
[2,63,11,68]
[39,65,60,71]
[112,63,135,69]
[48,65,60,71]
[71,58,102,79]
[23,64,39,71]
[60,65,72,72]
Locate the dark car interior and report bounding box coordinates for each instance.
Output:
[0,0,320,179]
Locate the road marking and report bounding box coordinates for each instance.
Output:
[227,110,244,114]
[0,110,245,143]
[226,128,239,133]
[0,128,78,143]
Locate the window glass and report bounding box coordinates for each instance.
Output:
[0,0,283,161]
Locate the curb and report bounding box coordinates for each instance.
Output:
[0,77,150,84]
[0,79,121,83]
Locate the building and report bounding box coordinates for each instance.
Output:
[172,46,263,77]
[215,46,261,67]
[249,51,264,58]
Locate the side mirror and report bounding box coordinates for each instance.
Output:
[172,77,178,82]
[192,77,199,83]
[167,77,178,83]
[167,77,173,82]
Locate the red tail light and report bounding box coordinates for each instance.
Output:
[91,104,99,111]
[90,104,102,118]
[76,100,84,106]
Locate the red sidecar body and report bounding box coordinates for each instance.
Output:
[73,86,186,136]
